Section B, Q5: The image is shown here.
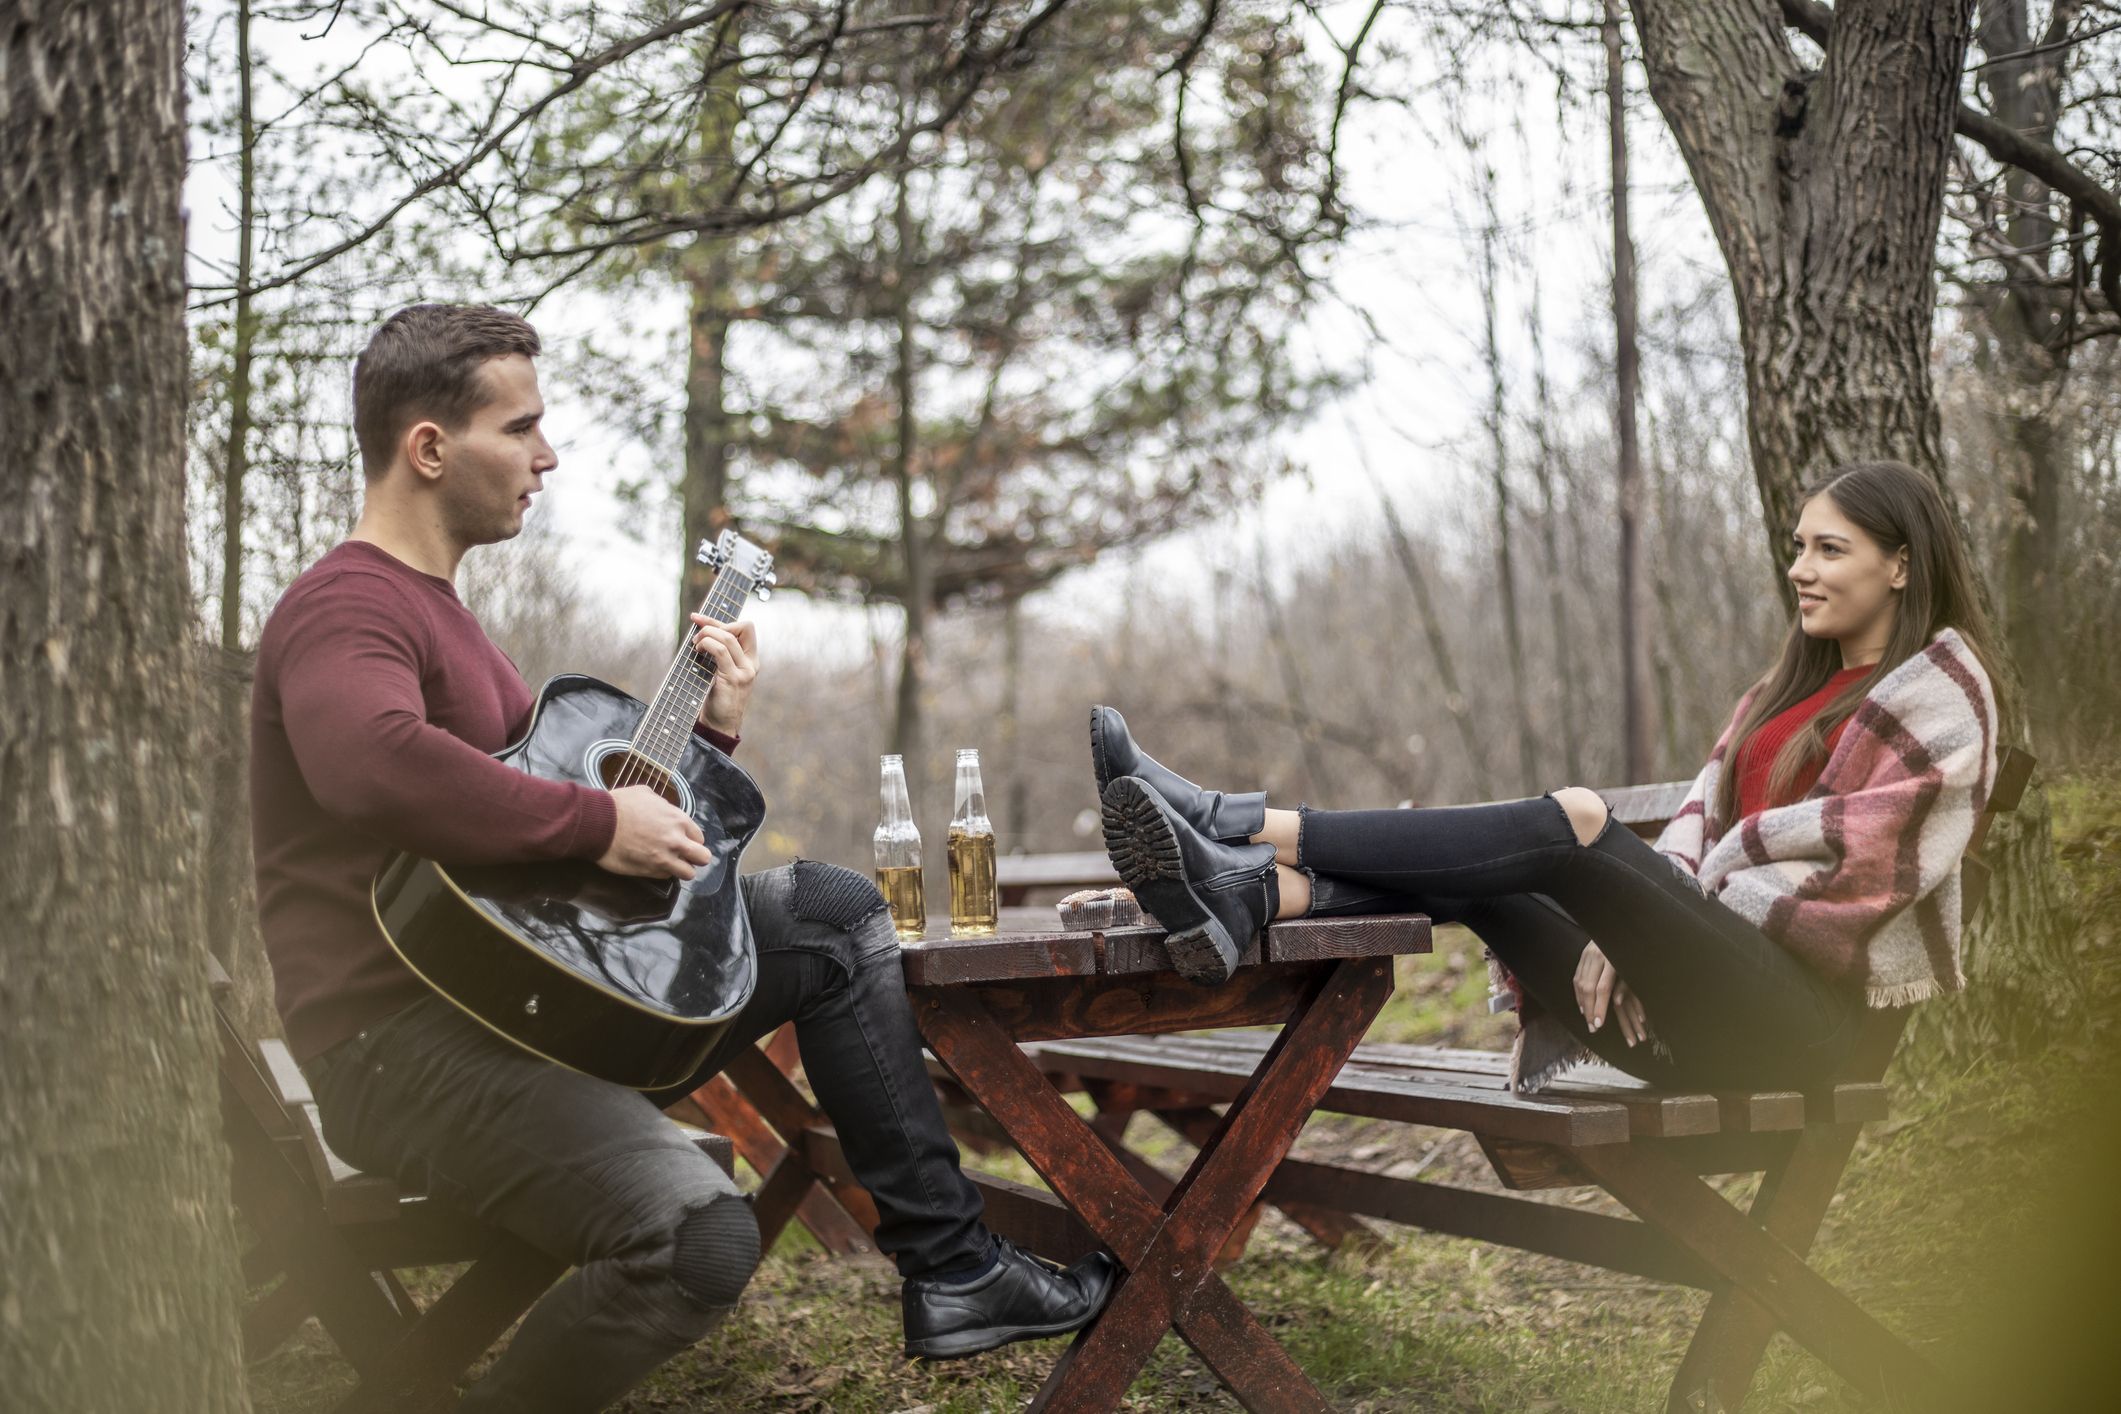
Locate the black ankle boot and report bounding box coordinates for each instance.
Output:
[1101,776,1278,985]
[1091,705,1267,844]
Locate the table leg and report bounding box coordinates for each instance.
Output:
[915,957,1395,1414]
[1572,1137,1945,1409]
[1663,1120,1864,1413]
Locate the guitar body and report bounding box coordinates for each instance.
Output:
[373,673,766,1090]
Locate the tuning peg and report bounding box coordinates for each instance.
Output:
[755,586,772,602]
[695,538,722,567]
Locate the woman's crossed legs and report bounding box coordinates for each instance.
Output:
[1282,793,1864,1091]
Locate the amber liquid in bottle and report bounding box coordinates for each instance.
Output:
[874,754,926,941]
[947,748,998,937]
[876,865,927,941]
[946,829,998,937]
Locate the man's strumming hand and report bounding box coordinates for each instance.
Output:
[690,616,759,738]
[599,785,714,879]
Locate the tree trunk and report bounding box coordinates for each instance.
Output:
[1631,0,1969,547]
[889,171,932,801]
[678,248,736,624]
[205,0,267,1039]
[1975,0,2071,750]
[1378,492,1496,801]
[1633,0,2082,1066]
[1607,0,1657,784]
[1527,283,1585,785]
[1478,212,1541,792]
[1000,596,1028,842]
[1257,551,1338,801]
[0,1,250,1408]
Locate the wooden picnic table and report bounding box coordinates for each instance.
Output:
[900,907,1433,1414]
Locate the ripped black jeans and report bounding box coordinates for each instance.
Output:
[1299,796,1865,1091]
[308,862,989,1414]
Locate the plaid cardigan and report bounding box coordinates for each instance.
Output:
[1653,627,1999,1007]
[1498,628,1997,1090]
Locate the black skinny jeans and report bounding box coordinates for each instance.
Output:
[1300,796,1865,1090]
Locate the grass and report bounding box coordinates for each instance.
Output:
[247,779,2121,1413]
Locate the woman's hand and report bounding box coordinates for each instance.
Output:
[1574,941,1649,1047]
[690,616,759,737]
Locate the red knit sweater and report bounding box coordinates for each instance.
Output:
[251,541,737,1063]
[1731,664,1874,822]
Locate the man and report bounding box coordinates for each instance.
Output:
[250,304,1114,1412]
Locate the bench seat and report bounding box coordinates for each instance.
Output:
[1028,1032,1887,1155]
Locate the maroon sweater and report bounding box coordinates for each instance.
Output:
[252,541,731,1063]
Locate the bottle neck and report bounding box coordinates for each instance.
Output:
[880,763,915,831]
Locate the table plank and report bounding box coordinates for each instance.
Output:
[921,965,1308,1044]
[899,914,1430,986]
[900,932,1099,986]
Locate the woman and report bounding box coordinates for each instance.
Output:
[1096,461,2004,1092]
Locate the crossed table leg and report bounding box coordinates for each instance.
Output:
[914,957,1397,1414]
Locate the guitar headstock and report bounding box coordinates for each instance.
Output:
[695,531,777,602]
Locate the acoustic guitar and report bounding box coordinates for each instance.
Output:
[372,532,776,1090]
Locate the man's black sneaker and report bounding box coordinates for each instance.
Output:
[1090,705,1266,845]
[902,1239,1118,1360]
[1101,775,1278,986]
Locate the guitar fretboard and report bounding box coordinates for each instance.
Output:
[624,570,752,777]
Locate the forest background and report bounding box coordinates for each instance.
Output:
[9,1,2121,1410]
[183,0,2121,1060]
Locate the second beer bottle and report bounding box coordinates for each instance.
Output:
[947,748,998,937]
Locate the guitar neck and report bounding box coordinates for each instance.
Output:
[629,572,750,772]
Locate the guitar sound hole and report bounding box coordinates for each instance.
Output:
[598,751,683,809]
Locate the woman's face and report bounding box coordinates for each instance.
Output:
[1789,492,1909,665]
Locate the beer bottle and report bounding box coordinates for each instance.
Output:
[874,754,926,941]
[947,748,998,937]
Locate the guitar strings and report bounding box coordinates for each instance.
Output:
[618,577,735,787]
[614,568,753,793]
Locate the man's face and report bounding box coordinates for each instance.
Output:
[434,354,556,546]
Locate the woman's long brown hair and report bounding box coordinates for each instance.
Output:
[1711,461,2009,831]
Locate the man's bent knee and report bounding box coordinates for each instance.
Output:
[671,1194,760,1310]
[1551,787,1609,847]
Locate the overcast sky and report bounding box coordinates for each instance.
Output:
[184,4,1727,662]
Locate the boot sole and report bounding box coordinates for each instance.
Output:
[1101,778,1240,985]
[905,1307,1103,1360]
[1089,706,1125,799]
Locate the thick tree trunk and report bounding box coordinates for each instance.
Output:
[1633,0,1969,559]
[1632,0,2081,1067]
[0,1,250,1408]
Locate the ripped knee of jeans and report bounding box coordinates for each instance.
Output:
[671,1195,760,1310]
[1547,787,1611,848]
[790,859,889,933]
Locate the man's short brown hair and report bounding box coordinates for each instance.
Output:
[353,304,542,479]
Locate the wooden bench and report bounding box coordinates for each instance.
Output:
[215,961,733,1411]
[1020,748,2034,1413]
